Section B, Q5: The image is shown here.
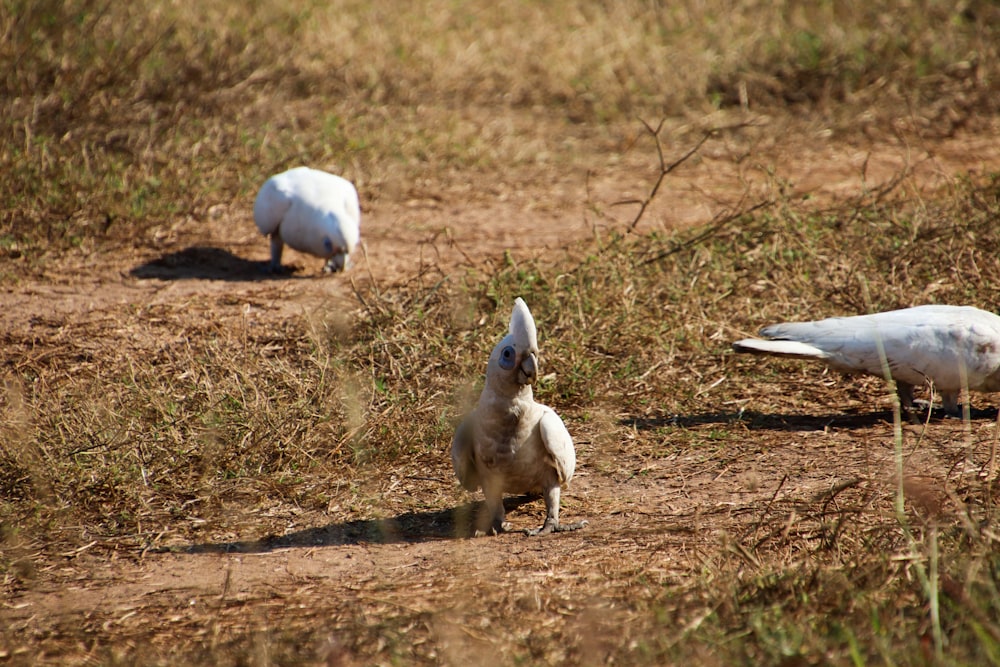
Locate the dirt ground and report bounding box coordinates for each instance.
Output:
[4,123,1000,664]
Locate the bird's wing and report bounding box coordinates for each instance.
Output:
[756,307,999,383]
[759,307,974,347]
[451,416,481,492]
[757,314,904,374]
[252,176,293,236]
[539,408,575,485]
[876,308,1000,390]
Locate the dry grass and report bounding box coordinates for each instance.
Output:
[4,0,1000,665]
[4,170,1000,663]
[4,0,1000,267]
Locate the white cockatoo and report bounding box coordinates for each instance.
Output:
[732,305,1000,415]
[252,167,361,273]
[451,298,586,536]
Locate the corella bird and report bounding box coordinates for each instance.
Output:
[451,298,586,536]
[253,167,361,273]
[732,305,1000,415]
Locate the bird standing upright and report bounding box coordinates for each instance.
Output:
[253,167,361,273]
[452,298,586,536]
[732,305,1000,415]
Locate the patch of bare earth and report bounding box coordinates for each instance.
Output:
[4,123,1000,664]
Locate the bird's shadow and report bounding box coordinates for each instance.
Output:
[163,496,540,555]
[130,245,305,282]
[623,407,999,433]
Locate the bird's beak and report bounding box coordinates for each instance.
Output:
[517,353,538,385]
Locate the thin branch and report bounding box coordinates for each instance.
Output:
[628,119,759,232]
[749,473,788,541]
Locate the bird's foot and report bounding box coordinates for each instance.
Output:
[524,519,588,537]
[903,399,932,423]
[474,520,513,537]
[909,399,966,420]
[261,262,293,275]
[323,255,350,273]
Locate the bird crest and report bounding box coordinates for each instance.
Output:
[509,297,538,353]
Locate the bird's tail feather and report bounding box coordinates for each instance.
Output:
[732,338,826,359]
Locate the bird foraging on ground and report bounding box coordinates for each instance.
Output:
[253,167,361,273]
[451,298,586,536]
[732,305,1000,416]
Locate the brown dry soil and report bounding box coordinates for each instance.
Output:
[4,125,1000,665]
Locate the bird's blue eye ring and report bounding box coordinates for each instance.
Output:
[498,345,516,370]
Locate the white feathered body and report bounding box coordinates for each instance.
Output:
[451,298,582,535]
[733,305,1000,411]
[253,167,360,269]
[453,387,575,498]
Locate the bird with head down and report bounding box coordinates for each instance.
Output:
[451,298,587,536]
[253,167,361,274]
[732,304,1000,416]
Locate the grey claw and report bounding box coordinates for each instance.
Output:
[525,519,588,536]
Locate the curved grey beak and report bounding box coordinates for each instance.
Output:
[323,252,349,273]
[517,353,538,385]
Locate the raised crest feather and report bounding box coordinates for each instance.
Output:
[509,297,538,351]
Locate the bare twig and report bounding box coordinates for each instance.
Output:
[627,119,759,232]
[749,473,788,541]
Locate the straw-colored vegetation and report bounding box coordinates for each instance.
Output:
[3,0,1000,664]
